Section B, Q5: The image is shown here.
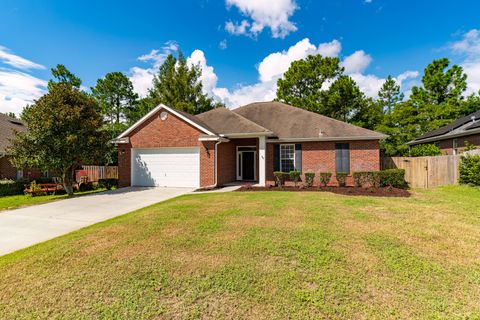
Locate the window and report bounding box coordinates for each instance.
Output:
[280,144,295,172]
[453,139,458,155]
[335,143,350,173]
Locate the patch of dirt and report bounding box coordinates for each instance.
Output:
[237,186,411,197]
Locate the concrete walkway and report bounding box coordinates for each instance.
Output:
[0,187,192,256]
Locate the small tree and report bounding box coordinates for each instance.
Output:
[336,172,348,187]
[9,81,109,196]
[304,172,315,187]
[459,155,480,186]
[319,172,333,187]
[289,170,301,187]
[273,172,285,188]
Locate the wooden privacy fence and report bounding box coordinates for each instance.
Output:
[79,165,118,182]
[382,155,461,188]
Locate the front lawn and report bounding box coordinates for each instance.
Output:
[0,188,107,211]
[0,186,480,318]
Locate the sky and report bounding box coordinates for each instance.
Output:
[1,0,480,116]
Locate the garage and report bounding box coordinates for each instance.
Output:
[131,148,200,187]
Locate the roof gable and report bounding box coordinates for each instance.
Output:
[117,104,217,139]
[0,113,26,154]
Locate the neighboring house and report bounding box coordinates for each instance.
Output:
[113,101,387,188]
[407,110,480,155]
[0,113,26,180]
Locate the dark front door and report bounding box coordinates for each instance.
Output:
[242,151,255,180]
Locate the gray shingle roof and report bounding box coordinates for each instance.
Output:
[196,107,272,135]
[0,113,25,154]
[411,109,480,144]
[230,101,387,139]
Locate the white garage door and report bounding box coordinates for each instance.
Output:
[132,148,200,187]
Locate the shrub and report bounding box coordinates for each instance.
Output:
[304,172,315,187]
[98,178,118,190]
[409,144,442,157]
[335,172,348,187]
[319,172,332,187]
[0,179,25,196]
[459,155,480,186]
[289,170,301,187]
[379,169,407,188]
[273,172,285,187]
[353,171,381,188]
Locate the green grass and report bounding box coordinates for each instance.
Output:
[0,188,107,211]
[1,186,480,319]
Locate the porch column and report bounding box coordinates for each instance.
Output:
[259,136,266,186]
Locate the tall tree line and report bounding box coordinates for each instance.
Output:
[276,55,480,156]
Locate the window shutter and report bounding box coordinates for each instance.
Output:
[295,144,302,172]
[274,144,280,172]
[335,143,350,173]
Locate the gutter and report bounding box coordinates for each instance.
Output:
[407,127,480,146]
[267,135,388,143]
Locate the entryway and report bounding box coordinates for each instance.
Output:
[236,146,256,181]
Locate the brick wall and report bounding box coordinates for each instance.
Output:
[266,140,380,187]
[436,134,480,155]
[117,109,215,188]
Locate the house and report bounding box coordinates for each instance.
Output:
[0,113,26,180]
[113,101,387,188]
[407,110,480,155]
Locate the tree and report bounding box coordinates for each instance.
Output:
[276,54,343,114]
[147,51,220,115]
[350,98,384,130]
[9,83,108,196]
[322,75,367,122]
[48,64,82,89]
[91,72,138,130]
[409,144,442,157]
[378,75,403,113]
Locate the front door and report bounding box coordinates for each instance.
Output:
[242,151,255,180]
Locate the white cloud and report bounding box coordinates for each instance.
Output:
[219,39,228,50]
[449,29,480,94]
[0,46,45,70]
[0,69,47,115]
[258,38,341,82]
[187,49,218,95]
[342,50,372,74]
[128,41,179,97]
[396,70,420,86]
[225,0,298,38]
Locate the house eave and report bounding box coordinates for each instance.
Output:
[219,132,274,139]
[110,137,130,144]
[266,135,387,143]
[407,127,480,146]
[198,136,230,142]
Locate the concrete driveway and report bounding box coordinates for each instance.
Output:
[0,187,192,256]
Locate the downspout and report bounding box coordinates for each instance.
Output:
[203,140,223,189]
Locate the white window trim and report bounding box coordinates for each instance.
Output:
[280,144,295,173]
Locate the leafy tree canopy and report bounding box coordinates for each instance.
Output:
[378,75,403,113]
[9,82,109,196]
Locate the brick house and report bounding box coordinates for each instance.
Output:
[0,113,26,180]
[407,110,480,155]
[113,102,387,188]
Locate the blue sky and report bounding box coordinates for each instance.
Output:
[1,0,480,115]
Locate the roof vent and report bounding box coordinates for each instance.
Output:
[9,120,23,126]
[319,129,325,137]
[472,115,476,123]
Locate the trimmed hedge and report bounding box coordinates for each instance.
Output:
[273,172,285,187]
[0,180,25,196]
[98,178,118,190]
[304,172,315,187]
[289,170,301,187]
[336,172,348,187]
[352,169,407,188]
[459,155,480,186]
[319,172,333,187]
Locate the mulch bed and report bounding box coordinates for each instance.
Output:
[237,185,410,197]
